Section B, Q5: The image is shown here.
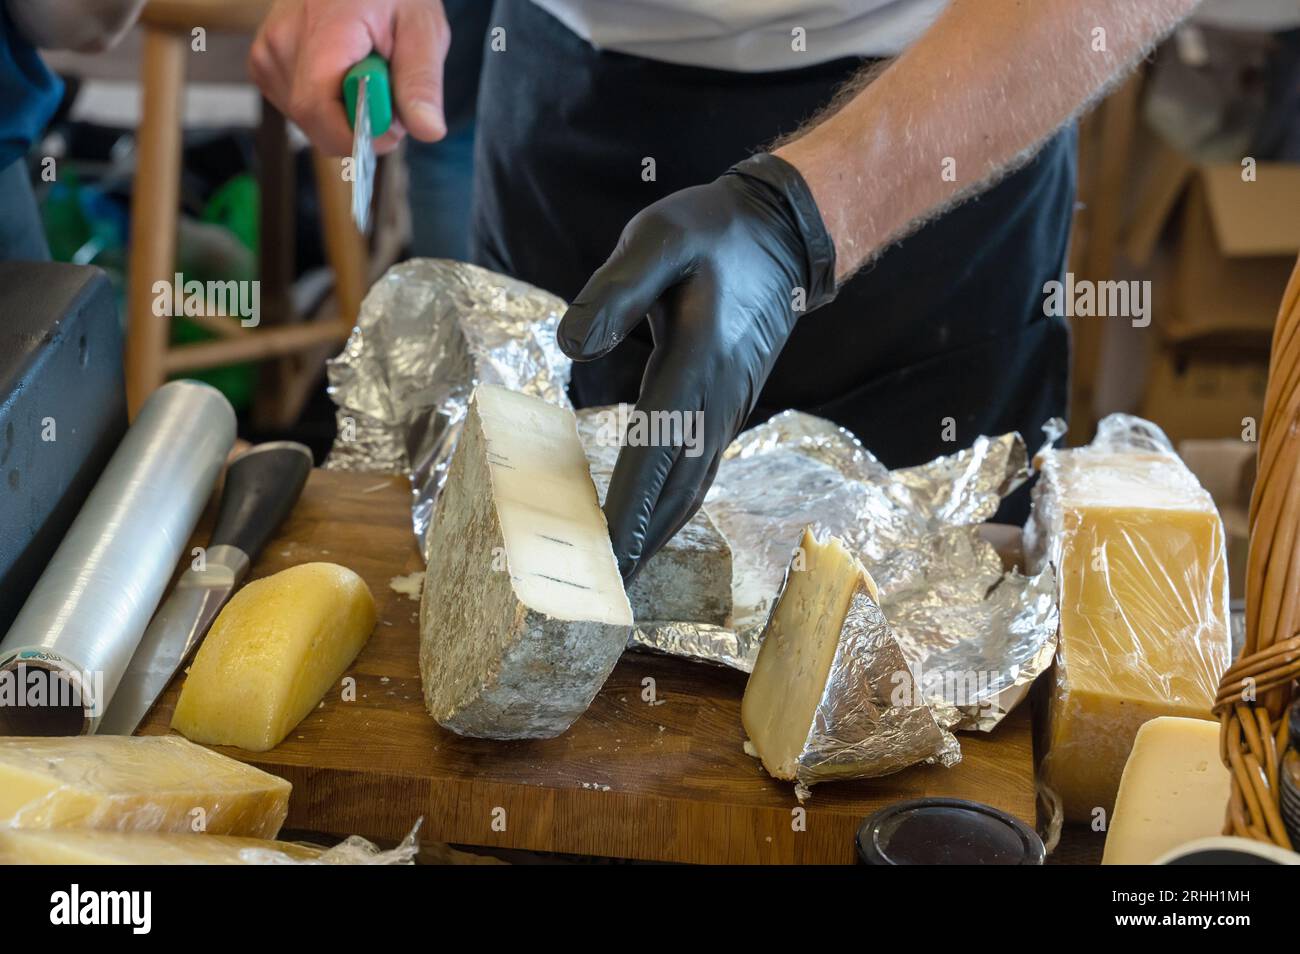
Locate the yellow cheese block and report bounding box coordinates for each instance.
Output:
[0,828,322,865]
[0,735,289,836]
[1033,443,1231,821]
[172,562,377,752]
[1102,717,1231,865]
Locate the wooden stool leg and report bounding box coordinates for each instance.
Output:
[125,28,187,418]
[250,100,300,431]
[311,151,367,326]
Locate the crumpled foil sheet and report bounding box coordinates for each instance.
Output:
[708,412,1060,731]
[326,259,570,559]
[326,260,1059,734]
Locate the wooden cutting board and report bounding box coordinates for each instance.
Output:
[140,469,1038,865]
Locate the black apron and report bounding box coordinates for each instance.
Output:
[469,0,1075,520]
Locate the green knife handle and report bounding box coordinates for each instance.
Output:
[344,53,393,136]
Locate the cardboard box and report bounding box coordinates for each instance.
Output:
[1126,141,1300,346]
[1178,438,1255,600]
[1140,347,1268,447]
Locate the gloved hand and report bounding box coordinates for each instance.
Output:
[558,153,838,582]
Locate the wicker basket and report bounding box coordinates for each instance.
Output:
[1215,258,1300,849]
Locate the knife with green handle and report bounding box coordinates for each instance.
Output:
[343,53,392,233]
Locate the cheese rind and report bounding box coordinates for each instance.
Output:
[171,562,377,752]
[0,735,290,837]
[420,386,633,739]
[1102,717,1231,865]
[576,406,733,626]
[1031,434,1231,821]
[741,528,955,788]
[0,828,322,865]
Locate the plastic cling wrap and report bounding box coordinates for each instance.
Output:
[0,823,421,865]
[1027,414,1232,821]
[0,380,235,733]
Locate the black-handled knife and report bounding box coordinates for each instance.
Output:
[95,441,314,735]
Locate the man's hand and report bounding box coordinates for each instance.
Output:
[249,0,450,157]
[559,155,837,582]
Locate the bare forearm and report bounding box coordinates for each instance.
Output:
[777,0,1200,281]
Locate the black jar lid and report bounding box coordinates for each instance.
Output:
[855,797,1045,865]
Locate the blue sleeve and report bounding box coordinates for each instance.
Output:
[0,7,64,168]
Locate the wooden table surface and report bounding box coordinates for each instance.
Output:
[140,469,1038,865]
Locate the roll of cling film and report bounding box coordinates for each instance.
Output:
[0,381,235,736]
[0,651,103,734]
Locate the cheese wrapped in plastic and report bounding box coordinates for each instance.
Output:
[0,827,419,865]
[0,829,321,864]
[0,735,289,836]
[1026,415,1231,821]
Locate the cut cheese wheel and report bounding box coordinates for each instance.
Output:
[576,405,732,626]
[420,385,632,739]
[1102,717,1231,865]
[0,735,289,836]
[741,528,955,788]
[0,828,323,865]
[1031,439,1231,821]
[171,562,377,752]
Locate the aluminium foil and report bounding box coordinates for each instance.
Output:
[326,260,1059,734]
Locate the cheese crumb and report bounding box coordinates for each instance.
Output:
[389,572,424,602]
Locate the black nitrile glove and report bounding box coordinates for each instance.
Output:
[558,153,838,582]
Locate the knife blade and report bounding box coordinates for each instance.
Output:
[343,53,392,233]
[95,441,313,735]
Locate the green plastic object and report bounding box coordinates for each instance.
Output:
[343,54,392,137]
[202,174,259,255]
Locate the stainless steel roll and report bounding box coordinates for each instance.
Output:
[0,380,235,734]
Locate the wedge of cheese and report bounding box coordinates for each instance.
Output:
[171,563,377,752]
[1032,439,1231,821]
[576,405,733,626]
[0,828,322,865]
[420,385,633,739]
[1102,717,1231,865]
[0,735,289,836]
[742,528,955,788]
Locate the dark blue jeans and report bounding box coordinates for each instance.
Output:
[0,158,49,261]
[406,121,477,260]
[470,0,1075,517]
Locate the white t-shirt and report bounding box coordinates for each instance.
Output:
[530,0,951,72]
